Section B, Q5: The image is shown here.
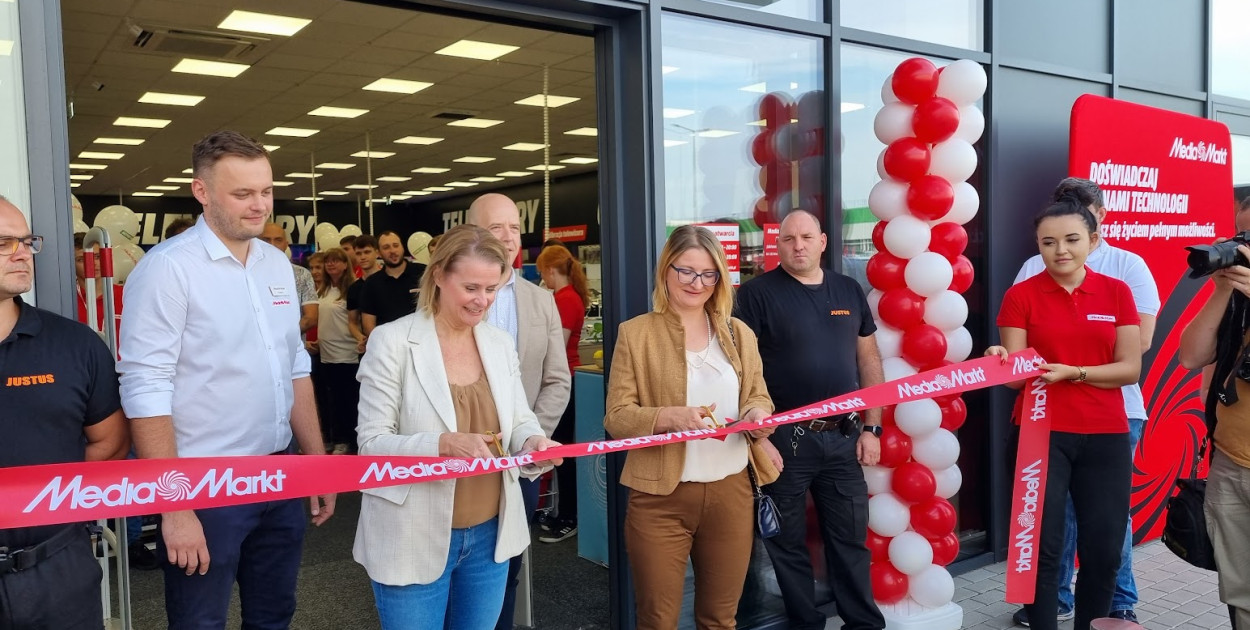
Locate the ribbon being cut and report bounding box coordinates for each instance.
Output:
[2,350,1044,534]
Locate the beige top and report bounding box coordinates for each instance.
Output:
[681,338,748,482]
[1215,331,1250,468]
[450,375,503,528]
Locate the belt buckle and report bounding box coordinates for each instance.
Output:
[809,419,827,432]
[0,547,23,573]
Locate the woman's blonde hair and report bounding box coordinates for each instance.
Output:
[417,224,508,316]
[536,245,591,308]
[318,248,354,299]
[652,225,733,318]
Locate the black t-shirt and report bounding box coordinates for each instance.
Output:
[0,298,121,547]
[359,262,427,327]
[346,279,365,312]
[734,268,876,412]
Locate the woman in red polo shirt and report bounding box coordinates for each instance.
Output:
[986,194,1141,630]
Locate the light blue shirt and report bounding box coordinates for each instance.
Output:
[486,269,519,349]
[118,219,312,457]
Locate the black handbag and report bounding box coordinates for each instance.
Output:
[746,462,781,539]
[1161,437,1217,571]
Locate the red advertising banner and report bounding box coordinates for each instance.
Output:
[546,225,588,243]
[698,223,742,285]
[763,223,780,272]
[1069,95,1234,542]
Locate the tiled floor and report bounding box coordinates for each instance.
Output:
[827,540,1233,629]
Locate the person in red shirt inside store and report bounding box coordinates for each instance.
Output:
[986,194,1142,630]
[535,243,590,542]
[74,232,123,339]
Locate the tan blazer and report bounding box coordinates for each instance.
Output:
[514,278,572,436]
[605,310,780,496]
[352,311,547,587]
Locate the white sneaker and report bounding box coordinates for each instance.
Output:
[332,443,349,455]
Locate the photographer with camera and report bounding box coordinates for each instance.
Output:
[1178,196,1250,630]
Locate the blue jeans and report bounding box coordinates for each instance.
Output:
[373,518,508,630]
[1056,417,1144,614]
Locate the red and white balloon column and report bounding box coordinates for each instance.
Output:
[863,58,986,625]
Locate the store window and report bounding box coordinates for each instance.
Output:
[1234,135,1250,190]
[841,0,982,51]
[660,13,824,286]
[1212,0,1250,102]
[702,0,822,22]
[0,0,31,219]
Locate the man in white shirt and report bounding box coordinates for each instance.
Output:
[1010,177,1159,627]
[119,130,335,630]
[467,193,570,630]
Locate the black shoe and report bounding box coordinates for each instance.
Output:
[1012,607,1073,627]
[538,523,577,543]
[536,513,557,532]
[128,543,161,571]
[1109,610,1138,623]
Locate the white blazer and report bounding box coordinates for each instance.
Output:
[352,310,547,587]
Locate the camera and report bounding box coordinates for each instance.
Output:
[1185,231,1250,278]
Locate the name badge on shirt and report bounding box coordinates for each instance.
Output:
[1087,314,1115,322]
[269,285,290,297]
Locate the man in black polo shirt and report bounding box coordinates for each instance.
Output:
[359,230,425,338]
[735,210,885,630]
[0,195,129,629]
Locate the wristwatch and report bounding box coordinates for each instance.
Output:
[862,425,883,438]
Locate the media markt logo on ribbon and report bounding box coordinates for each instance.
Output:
[1013,459,1044,573]
[896,365,987,399]
[359,454,536,483]
[23,468,288,514]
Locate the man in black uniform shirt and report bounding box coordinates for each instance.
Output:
[0,195,129,629]
[735,210,885,630]
[359,230,425,338]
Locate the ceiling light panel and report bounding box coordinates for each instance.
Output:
[445,181,478,187]
[376,176,411,182]
[264,145,281,152]
[70,163,108,170]
[286,172,322,179]
[407,191,432,196]
[453,156,495,163]
[114,117,170,128]
[320,191,348,196]
[364,78,433,94]
[147,185,179,191]
[172,58,249,78]
[295,196,324,202]
[435,40,519,61]
[395,136,443,145]
[412,167,450,174]
[218,10,311,37]
[271,181,295,186]
[528,164,566,171]
[308,106,369,118]
[78,151,124,160]
[267,127,319,137]
[564,127,598,137]
[514,95,580,107]
[697,129,739,138]
[345,184,377,189]
[560,157,598,165]
[164,177,193,184]
[139,92,204,106]
[447,118,503,129]
[424,186,454,192]
[132,192,163,197]
[182,168,192,174]
[351,151,395,158]
[69,174,93,181]
[70,183,80,188]
[471,176,504,182]
[503,143,545,151]
[94,137,145,146]
[663,108,695,119]
[0,40,12,57]
[315,162,356,170]
[496,171,531,177]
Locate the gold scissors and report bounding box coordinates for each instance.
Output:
[700,405,723,429]
[486,431,506,457]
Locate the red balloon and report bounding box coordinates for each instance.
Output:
[929,532,960,566]
[867,531,892,563]
[878,288,925,330]
[878,426,913,468]
[763,161,793,197]
[891,461,938,503]
[870,562,910,604]
[949,255,974,293]
[866,252,908,291]
[882,137,931,182]
[906,175,955,221]
[911,497,957,538]
[751,131,776,165]
[929,223,969,261]
[891,58,940,105]
[759,92,794,128]
[753,199,777,229]
[881,405,896,428]
[901,324,948,368]
[939,396,968,431]
[913,97,961,144]
[871,221,888,251]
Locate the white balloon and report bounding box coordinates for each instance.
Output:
[936,59,987,106]
[339,224,363,238]
[868,493,911,537]
[883,215,932,259]
[889,531,935,576]
[881,73,899,104]
[876,149,890,180]
[904,252,953,298]
[909,564,956,608]
[864,465,894,496]
[73,219,90,234]
[924,291,969,331]
[895,399,941,438]
[876,323,904,359]
[869,179,910,222]
[934,465,963,499]
[315,223,340,250]
[315,222,339,239]
[867,289,884,321]
[94,205,139,244]
[944,326,973,362]
[935,182,979,226]
[954,105,985,144]
[71,194,84,223]
[912,428,961,470]
[873,102,915,145]
[113,242,145,283]
[928,139,977,184]
[882,355,917,381]
[408,231,433,265]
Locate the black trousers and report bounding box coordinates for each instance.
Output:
[551,387,578,523]
[1025,431,1130,630]
[763,427,884,630]
[319,361,360,448]
[0,528,102,630]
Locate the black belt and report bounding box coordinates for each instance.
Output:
[0,524,88,574]
[802,412,861,436]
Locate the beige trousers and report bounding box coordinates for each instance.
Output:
[1204,449,1250,629]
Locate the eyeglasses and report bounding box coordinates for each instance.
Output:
[670,264,720,286]
[0,236,43,256]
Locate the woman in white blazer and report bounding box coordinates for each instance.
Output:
[354,225,562,630]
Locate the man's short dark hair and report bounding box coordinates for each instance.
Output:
[191,131,269,178]
[164,217,194,240]
[378,230,402,243]
[73,232,85,249]
[339,235,357,247]
[353,234,378,250]
[1052,177,1104,209]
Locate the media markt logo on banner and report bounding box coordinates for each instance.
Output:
[1026,379,1048,423]
[1012,355,1044,376]
[1013,459,1044,573]
[360,454,535,483]
[1169,137,1229,165]
[896,366,987,399]
[23,468,287,513]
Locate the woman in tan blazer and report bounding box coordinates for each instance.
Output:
[605,225,786,630]
[354,225,561,630]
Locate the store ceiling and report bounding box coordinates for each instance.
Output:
[61,0,599,202]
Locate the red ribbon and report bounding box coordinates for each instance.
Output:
[1005,374,1052,603]
[0,351,1042,529]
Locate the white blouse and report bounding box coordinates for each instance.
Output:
[680,337,749,482]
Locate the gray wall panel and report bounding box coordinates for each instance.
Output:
[995,0,1111,74]
[1116,0,1205,93]
[1117,88,1205,117]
